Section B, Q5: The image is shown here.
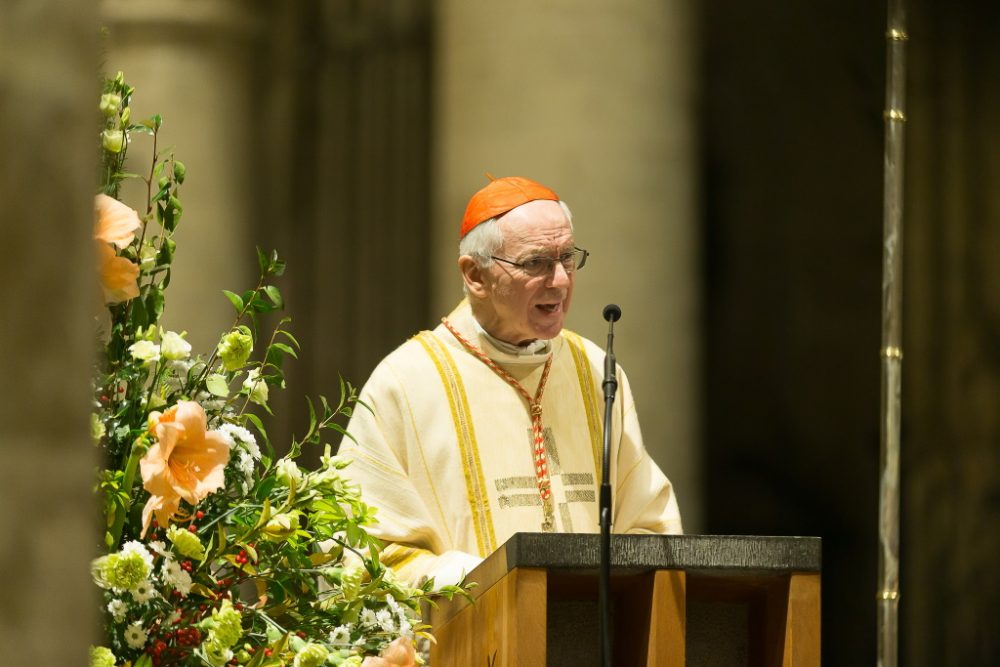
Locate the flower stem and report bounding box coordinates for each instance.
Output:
[109,438,148,548]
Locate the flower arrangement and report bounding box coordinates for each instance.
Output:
[91,72,463,667]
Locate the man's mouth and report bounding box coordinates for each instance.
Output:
[536,302,562,314]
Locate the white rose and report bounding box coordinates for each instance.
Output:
[160,330,191,360]
[274,458,302,487]
[242,367,269,406]
[128,340,160,365]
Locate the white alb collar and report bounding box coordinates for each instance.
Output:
[472,318,552,357]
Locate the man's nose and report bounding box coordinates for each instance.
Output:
[548,260,572,287]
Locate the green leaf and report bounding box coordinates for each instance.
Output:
[161,201,178,232]
[129,295,148,329]
[264,348,287,371]
[205,374,230,397]
[277,328,300,350]
[250,297,275,314]
[222,290,244,313]
[156,236,176,265]
[145,288,164,322]
[244,412,274,459]
[152,183,171,203]
[173,160,186,184]
[264,249,284,275]
[263,285,283,309]
[256,247,269,276]
[272,342,297,359]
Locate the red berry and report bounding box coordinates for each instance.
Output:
[188,524,197,533]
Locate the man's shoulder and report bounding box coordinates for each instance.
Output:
[367,327,454,377]
[376,329,438,365]
[559,328,605,361]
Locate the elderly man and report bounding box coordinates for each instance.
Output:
[339,176,682,585]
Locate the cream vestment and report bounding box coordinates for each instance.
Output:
[338,301,682,585]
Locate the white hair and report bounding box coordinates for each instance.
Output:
[458,200,574,266]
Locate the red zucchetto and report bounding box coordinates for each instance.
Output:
[459,176,559,238]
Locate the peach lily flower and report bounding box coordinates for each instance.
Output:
[94,193,141,303]
[139,401,231,536]
[361,638,417,667]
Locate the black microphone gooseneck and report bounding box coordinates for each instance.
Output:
[599,303,620,667]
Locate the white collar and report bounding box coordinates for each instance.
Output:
[472,317,552,357]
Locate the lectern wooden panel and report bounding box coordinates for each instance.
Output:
[429,534,820,667]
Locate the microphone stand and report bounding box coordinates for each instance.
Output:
[599,304,620,667]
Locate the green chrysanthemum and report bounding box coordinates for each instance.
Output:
[217,328,253,372]
[101,551,150,591]
[341,564,365,602]
[89,646,116,667]
[293,643,330,667]
[167,525,206,560]
[202,599,243,649]
[203,639,234,667]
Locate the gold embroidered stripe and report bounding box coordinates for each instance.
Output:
[564,331,603,475]
[382,544,424,571]
[415,332,496,556]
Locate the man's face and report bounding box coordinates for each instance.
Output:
[484,200,576,345]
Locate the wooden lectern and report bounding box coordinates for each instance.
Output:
[429,533,820,666]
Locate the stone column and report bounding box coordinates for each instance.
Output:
[433,0,703,527]
[100,0,260,352]
[0,1,100,663]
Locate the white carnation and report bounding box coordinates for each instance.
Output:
[107,598,128,622]
[121,541,154,569]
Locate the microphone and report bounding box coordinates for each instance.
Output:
[602,304,620,401]
[599,304,620,667]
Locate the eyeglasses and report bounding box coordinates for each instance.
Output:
[490,247,589,277]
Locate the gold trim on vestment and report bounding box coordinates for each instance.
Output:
[415,332,496,556]
[563,331,603,477]
[381,543,424,572]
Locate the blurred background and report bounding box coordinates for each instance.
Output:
[3,0,998,664]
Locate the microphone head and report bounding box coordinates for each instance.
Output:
[602,303,622,323]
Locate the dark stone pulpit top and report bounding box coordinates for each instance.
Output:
[492,533,821,577]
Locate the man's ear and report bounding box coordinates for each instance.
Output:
[458,255,489,298]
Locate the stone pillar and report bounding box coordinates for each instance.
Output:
[432,0,703,528]
[100,0,260,352]
[0,1,100,663]
[903,1,1000,662]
